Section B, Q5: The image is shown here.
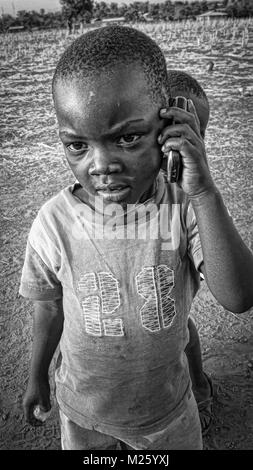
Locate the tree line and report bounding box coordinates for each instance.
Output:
[1,0,252,32]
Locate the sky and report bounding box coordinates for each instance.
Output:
[0,0,203,16]
[0,0,60,15]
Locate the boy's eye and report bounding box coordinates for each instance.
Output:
[117,134,141,146]
[66,142,88,153]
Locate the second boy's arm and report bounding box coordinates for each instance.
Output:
[23,299,64,425]
[159,101,253,313]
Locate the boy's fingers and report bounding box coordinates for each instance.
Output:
[24,404,41,426]
[159,105,201,140]
[158,124,184,145]
[159,123,200,148]
[40,401,51,413]
[160,137,197,159]
[23,394,48,425]
[28,403,50,426]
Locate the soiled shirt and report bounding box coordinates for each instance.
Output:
[19,171,203,437]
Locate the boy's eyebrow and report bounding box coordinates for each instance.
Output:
[59,119,146,139]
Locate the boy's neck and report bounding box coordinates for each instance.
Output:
[138,180,158,204]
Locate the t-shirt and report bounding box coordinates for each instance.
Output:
[19,171,203,437]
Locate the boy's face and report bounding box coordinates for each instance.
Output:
[54,65,164,206]
[170,89,209,138]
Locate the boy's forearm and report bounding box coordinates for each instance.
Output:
[190,188,253,313]
[29,299,64,381]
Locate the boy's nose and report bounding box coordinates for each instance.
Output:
[89,147,122,175]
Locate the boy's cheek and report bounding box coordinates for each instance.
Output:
[135,149,162,177]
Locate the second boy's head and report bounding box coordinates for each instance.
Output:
[52,25,170,206]
[167,70,209,138]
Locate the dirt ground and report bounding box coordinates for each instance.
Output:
[1,23,253,450]
[1,148,253,452]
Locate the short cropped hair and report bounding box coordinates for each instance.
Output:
[52,25,170,104]
[167,70,209,135]
[167,69,209,105]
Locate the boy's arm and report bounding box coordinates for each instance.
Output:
[159,101,253,313]
[191,189,253,313]
[23,299,64,425]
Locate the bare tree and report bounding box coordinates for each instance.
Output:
[60,0,93,32]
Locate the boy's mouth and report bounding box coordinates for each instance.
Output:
[95,184,131,202]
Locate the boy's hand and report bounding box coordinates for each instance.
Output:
[158,100,215,198]
[23,377,51,426]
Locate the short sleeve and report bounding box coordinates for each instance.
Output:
[19,214,62,301]
[186,202,203,272]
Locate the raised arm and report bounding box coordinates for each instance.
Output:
[191,189,253,313]
[23,298,64,425]
[159,101,253,313]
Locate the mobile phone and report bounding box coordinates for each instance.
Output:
[166,96,188,183]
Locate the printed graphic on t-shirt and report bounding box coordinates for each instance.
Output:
[78,265,176,337]
[78,272,123,336]
[136,265,175,333]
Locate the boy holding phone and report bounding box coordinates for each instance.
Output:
[166,70,213,436]
[20,26,253,450]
